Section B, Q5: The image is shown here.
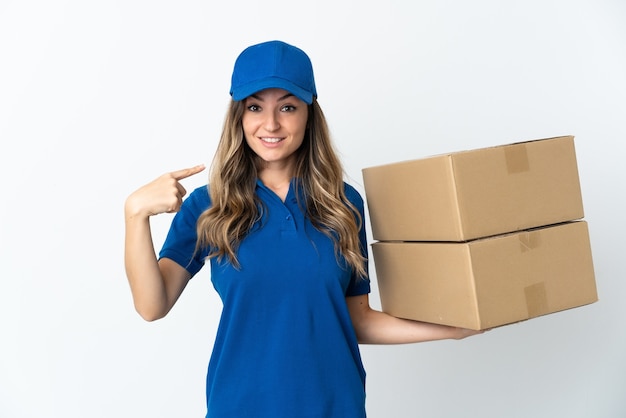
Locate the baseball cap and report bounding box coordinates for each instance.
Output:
[230,40,317,104]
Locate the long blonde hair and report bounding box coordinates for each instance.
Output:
[196,98,367,278]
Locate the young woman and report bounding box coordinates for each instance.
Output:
[124,40,482,418]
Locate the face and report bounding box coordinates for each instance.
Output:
[242,88,308,173]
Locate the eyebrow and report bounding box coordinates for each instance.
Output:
[249,92,295,101]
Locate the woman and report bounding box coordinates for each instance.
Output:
[124,40,482,418]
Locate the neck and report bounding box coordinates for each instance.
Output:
[257,163,295,201]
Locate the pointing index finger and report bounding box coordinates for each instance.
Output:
[171,164,206,181]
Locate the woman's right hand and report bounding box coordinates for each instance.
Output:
[123,164,205,321]
[125,164,206,219]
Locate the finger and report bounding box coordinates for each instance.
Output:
[166,200,183,214]
[175,182,187,198]
[163,193,184,214]
[171,164,206,181]
[176,182,187,197]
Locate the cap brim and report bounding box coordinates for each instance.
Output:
[231,77,314,104]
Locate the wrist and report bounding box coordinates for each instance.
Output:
[124,196,151,222]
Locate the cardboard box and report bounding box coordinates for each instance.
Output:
[372,221,597,330]
[362,136,584,241]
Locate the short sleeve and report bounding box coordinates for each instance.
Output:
[159,185,212,278]
[343,183,371,297]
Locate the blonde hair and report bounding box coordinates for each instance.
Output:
[196,98,367,278]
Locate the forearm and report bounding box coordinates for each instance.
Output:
[347,294,483,344]
[354,309,471,344]
[124,212,169,321]
[123,165,203,320]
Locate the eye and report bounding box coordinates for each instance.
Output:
[246,104,261,112]
[280,105,297,112]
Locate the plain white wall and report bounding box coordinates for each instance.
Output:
[1,1,624,417]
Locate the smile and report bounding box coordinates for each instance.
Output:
[260,137,284,144]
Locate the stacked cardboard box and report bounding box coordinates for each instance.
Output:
[362,136,598,330]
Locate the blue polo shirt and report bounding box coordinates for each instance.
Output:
[159,179,370,418]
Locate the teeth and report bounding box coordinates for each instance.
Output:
[261,137,282,143]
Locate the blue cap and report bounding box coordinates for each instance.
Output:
[230,40,317,104]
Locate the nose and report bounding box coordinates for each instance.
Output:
[264,111,280,132]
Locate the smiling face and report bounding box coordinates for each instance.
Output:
[242,88,309,175]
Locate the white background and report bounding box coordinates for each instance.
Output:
[1,1,625,417]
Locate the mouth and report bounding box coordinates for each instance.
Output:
[260,137,284,144]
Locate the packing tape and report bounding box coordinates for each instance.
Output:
[504,143,530,174]
[525,282,548,317]
[519,230,541,252]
